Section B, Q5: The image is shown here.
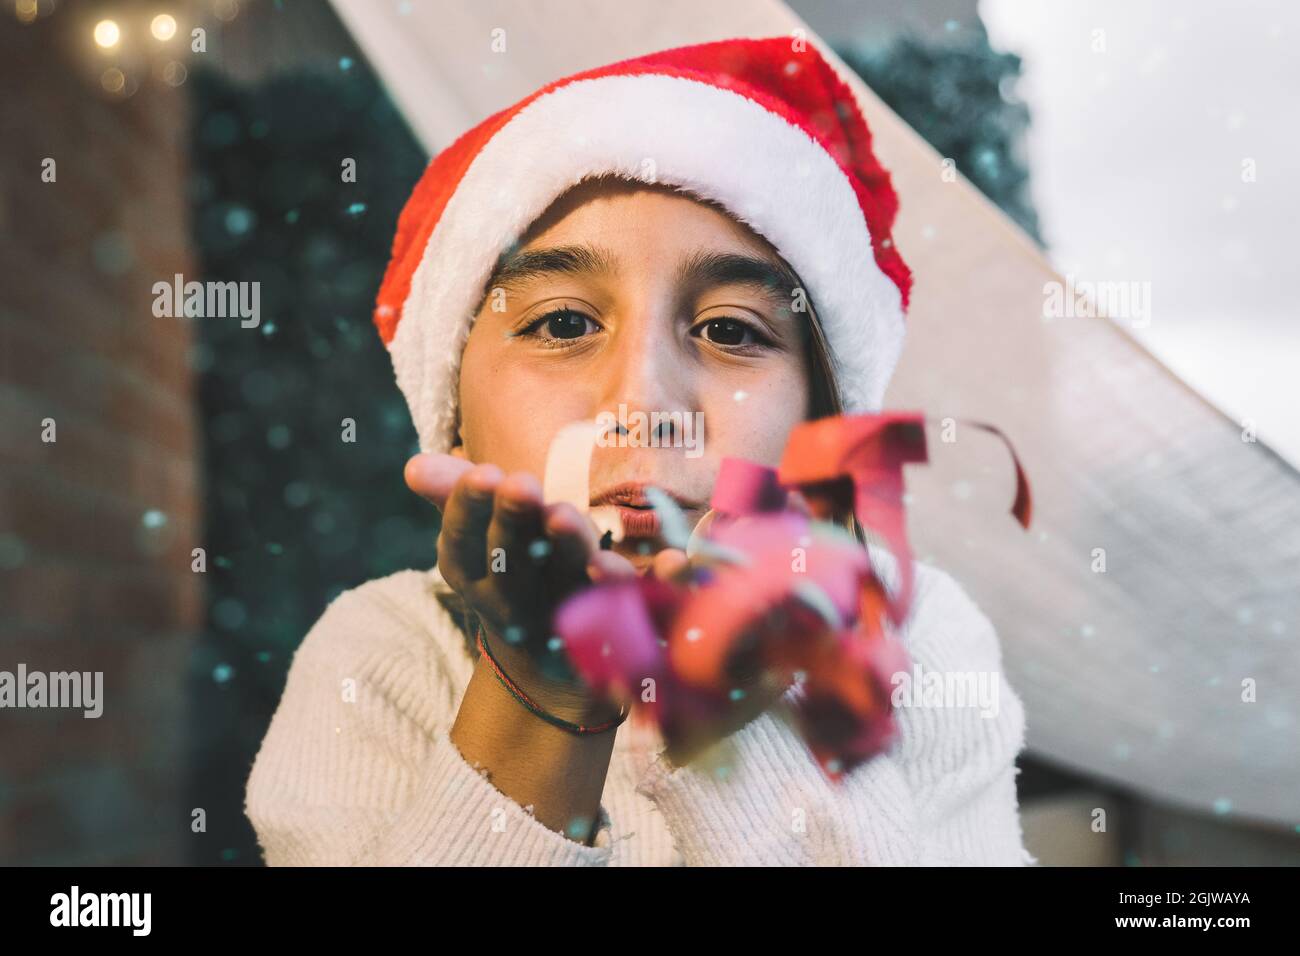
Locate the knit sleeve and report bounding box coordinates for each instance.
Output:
[633,563,1033,866]
[888,565,1036,866]
[244,574,612,866]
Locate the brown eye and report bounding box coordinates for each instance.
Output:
[518,307,600,347]
[693,317,766,348]
[541,308,593,339]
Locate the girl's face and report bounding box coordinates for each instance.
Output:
[453,177,813,570]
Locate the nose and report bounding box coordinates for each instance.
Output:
[593,309,696,447]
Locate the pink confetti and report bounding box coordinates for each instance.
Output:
[550,412,1032,779]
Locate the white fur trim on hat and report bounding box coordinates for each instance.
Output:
[391,72,906,453]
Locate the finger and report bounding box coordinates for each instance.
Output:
[484,471,547,599]
[438,463,503,585]
[542,502,601,593]
[651,547,690,581]
[688,508,719,542]
[586,549,637,582]
[406,453,475,511]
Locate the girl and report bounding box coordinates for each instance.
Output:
[245,36,1033,866]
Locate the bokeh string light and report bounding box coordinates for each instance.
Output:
[151,12,177,41]
[9,2,245,97]
[92,18,119,49]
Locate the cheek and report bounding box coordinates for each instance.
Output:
[698,363,810,468]
[457,342,593,473]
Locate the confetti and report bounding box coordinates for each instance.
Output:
[551,411,1032,779]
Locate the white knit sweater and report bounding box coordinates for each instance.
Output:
[245,558,1036,866]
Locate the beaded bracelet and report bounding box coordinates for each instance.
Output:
[474,622,630,735]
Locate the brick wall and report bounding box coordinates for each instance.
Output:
[0,12,201,864]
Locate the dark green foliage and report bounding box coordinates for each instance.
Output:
[838,22,1043,243]
[186,65,429,864]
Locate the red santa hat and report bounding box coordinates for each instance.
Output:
[374,35,912,453]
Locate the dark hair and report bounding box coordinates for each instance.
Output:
[762,248,869,545]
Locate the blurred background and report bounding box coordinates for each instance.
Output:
[1,0,1296,865]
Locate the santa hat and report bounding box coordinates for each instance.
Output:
[374,35,912,454]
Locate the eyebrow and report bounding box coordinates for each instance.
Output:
[673,249,796,308]
[480,242,798,313]
[484,243,618,295]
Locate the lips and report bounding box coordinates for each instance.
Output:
[590,481,698,539]
[613,505,661,537]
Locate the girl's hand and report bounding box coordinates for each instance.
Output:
[406,453,788,746]
[405,452,637,722]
